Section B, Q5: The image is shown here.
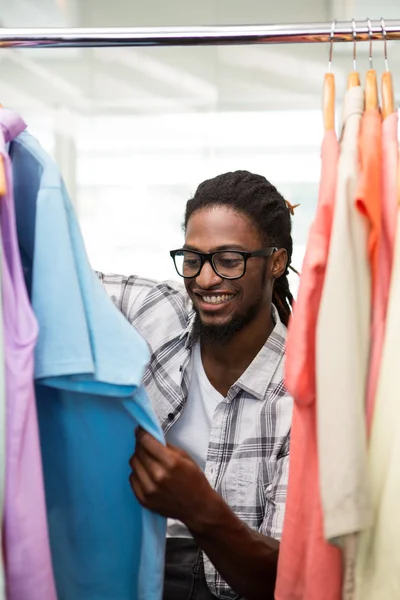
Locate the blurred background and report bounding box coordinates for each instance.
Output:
[1,0,400,295]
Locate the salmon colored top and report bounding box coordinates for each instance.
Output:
[276,129,342,600]
[366,111,397,433]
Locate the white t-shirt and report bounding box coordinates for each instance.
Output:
[165,342,223,538]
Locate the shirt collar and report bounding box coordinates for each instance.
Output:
[180,304,287,399]
[180,308,196,349]
[235,305,287,400]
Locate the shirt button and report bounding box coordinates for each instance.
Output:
[168,413,174,421]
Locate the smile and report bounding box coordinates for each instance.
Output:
[198,294,235,305]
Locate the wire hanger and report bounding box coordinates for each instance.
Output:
[365,18,379,110]
[348,18,360,88]
[381,17,396,119]
[323,20,336,131]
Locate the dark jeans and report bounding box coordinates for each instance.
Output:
[163,538,219,600]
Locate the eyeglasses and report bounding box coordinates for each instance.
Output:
[169,247,277,280]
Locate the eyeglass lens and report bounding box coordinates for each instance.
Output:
[173,250,246,279]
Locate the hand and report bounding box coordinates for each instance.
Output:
[129,427,218,531]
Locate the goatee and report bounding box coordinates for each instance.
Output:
[191,304,260,345]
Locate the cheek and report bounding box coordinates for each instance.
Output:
[184,279,193,295]
[243,267,264,289]
[240,270,270,302]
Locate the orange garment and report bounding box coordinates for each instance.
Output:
[276,130,342,600]
[366,111,397,433]
[355,108,382,302]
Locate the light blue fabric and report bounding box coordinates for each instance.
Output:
[10,131,166,600]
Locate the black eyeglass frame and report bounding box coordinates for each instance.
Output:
[169,247,278,280]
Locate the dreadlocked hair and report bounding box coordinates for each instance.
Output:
[184,170,294,326]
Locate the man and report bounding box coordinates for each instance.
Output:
[98,170,294,600]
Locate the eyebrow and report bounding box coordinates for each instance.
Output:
[183,243,248,252]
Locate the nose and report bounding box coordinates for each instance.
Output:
[195,260,223,289]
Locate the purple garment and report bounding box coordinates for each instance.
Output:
[0,110,57,600]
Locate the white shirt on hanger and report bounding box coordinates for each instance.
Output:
[315,85,372,598]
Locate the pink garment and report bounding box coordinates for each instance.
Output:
[0,110,57,600]
[366,111,398,433]
[276,130,342,600]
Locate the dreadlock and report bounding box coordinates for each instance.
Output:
[184,170,294,326]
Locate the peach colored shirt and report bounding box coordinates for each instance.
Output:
[355,109,382,298]
[276,129,342,600]
[366,111,397,433]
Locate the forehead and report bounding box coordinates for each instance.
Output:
[185,206,263,252]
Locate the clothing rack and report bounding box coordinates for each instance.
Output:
[1,19,400,49]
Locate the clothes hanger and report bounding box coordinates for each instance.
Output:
[381,18,396,119]
[323,20,336,131]
[347,19,360,88]
[0,104,7,197]
[365,18,379,110]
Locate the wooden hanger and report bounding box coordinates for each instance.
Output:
[381,19,396,119]
[348,71,360,88]
[323,73,336,130]
[347,20,360,89]
[382,72,395,118]
[365,70,379,109]
[323,21,336,131]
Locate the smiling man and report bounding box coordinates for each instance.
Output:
[98,170,294,600]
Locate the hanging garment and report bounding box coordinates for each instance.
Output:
[356,108,382,297]
[275,129,342,600]
[315,85,371,595]
[366,111,398,432]
[0,228,5,600]
[354,202,400,600]
[10,130,166,600]
[0,111,57,600]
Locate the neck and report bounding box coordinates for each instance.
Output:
[200,304,274,371]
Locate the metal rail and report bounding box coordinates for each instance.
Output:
[0,19,399,49]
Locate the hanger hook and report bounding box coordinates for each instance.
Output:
[367,18,373,69]
[328,19,336,72]
[381,17,389,71]
[352,18,357,71]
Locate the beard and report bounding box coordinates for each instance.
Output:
[191,301,262,345]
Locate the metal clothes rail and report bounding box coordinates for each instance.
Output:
[0,19,400,49]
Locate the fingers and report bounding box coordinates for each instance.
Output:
[129,467,146,505]
[132,444,168,486]
[166,443,190,459]
[130,454,155,492]
[135,427,170,464]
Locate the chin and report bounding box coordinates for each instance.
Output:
[192,311,247,343]
[199,314,232,327]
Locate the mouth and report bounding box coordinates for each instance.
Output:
[195,293,235,311]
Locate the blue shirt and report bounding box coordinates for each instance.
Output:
[10,131,166,600]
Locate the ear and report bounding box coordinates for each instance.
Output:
[271,249,288,279]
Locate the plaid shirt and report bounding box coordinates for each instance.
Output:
[98,273,293,600]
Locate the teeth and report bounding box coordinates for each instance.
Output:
[202,295,234,304]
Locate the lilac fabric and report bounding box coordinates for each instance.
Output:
[0,109,57,600]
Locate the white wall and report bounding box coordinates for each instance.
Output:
[2,0,399,299]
